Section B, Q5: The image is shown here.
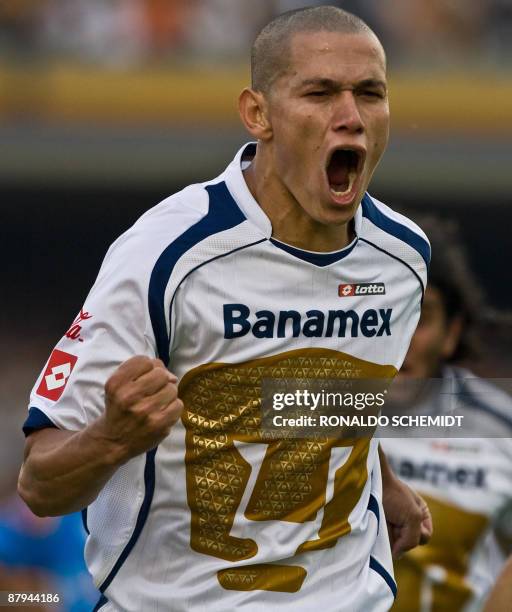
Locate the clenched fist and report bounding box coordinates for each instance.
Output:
[95,356,183,461]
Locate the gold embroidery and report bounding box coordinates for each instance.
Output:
[297,438,370,553]
[179,347,396,590]
[218,564,307,593]
[392,494,489,611]
[245,438,331,523]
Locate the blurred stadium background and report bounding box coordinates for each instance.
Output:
[1,0,511,608]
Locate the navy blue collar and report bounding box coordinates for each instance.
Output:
[269,236,358,267]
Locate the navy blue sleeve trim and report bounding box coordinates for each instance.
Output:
[99,447,157,593]
[22,407,58,437]
[369,555,398,599]
[359,237,425,299]
[367,493,380,529]
[148,181,247,366]
[362,194,431,268]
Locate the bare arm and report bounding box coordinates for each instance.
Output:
[18,425,127,516]
[18,356,183,517]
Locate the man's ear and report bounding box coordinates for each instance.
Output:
[442,315,463,360]
[238,88,273,141]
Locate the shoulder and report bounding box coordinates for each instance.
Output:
[97,179,252,279]
[359,193,430,293]
[360,193,431,267]
[449,366,512,433]
[110,183,210,259]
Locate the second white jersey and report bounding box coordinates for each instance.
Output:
[25,143,429,611]
[382,368,512,612]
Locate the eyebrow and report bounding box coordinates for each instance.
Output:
[297,77,387,91]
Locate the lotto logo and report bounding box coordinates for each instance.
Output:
[338,283,386,297]
[340,284,355,296]
[36,349,78,401]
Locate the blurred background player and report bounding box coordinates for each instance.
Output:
[381,217,512,612]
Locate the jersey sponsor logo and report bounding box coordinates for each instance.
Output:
[36,349,78,401]
[65,308,92,342]
[430,441,480,454]
[389,456,487,489]
[223,304,392,339]
[338,283,386,297]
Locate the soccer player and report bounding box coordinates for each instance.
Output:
[381,219,512,611]
[18,7,431,611]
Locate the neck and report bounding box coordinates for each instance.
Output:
[243,151,354,252]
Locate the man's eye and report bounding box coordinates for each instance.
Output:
[361,90,384,99]
[307,91,328,97]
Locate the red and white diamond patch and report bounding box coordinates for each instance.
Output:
[36,349,78,401]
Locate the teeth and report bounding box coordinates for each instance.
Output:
[330,170,357,197]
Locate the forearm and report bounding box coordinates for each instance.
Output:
[18,419,128,517]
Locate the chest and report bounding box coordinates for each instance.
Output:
[169,242,418,375]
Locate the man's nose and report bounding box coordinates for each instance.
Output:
[332,91,364,133]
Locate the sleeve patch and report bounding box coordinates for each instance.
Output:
[35,349,78,401]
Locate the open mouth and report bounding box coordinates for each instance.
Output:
[326,149,363,198]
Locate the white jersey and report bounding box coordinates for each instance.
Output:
[25,143,430,612]
[381,367,512,612]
